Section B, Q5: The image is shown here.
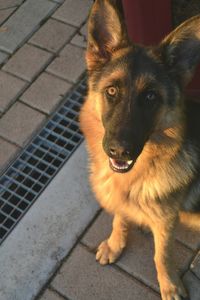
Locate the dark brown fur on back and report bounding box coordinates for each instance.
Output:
[80,1,200,299]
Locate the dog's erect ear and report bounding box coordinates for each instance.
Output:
[86,0,129,70]
[158,15,200,87]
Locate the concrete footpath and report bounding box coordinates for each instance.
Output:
[0,1,200,300]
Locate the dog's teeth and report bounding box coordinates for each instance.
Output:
[115,163,129,170]
[109,158,134,172]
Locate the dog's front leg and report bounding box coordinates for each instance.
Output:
[152,222,187,300]
[96,214,129,265]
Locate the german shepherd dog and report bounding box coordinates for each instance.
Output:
[80,1,200,299]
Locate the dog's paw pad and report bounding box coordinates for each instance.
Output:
[96,240,121,265]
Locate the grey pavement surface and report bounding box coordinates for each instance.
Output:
[0,1,200,300]
[0,143,99,300]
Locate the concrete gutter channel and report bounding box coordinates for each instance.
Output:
[0,142,99,300]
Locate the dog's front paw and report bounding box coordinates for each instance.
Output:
[160,278,188,300]
[96,240,122,265]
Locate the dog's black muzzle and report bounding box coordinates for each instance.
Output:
[103,135,142,173]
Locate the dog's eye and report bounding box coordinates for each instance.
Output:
[145,91,156,101]
[139,90,159,107]
[106,86,118,97]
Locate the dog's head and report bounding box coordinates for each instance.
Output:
[86,0,200,173]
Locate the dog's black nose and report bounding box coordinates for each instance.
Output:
[108,142,131,159]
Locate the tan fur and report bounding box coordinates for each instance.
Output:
[135,74,156,93]
[80,80,199,300]
[179,211,200,229]
[98,69,126,90]
[80,4,200,299]
[111,46,132,59]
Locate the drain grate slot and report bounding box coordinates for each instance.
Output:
[0,74,87,244]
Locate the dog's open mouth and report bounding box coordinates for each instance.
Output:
[109,158,135,173]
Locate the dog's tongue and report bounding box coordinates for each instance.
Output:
[113,160,127,167]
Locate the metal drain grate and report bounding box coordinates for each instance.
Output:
[0,73,87,245]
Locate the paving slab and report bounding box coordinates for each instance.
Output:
[0,101,46,147]
[183,271,200,300]
[0,70,27,112]
[53,0,92,27]
[20,72,71,114]
[3,44,52,82]
[30,18,76,53]
[0,7,16,25]
[82,211,194,292]
[0,0,24,9]
[0,137,20,171]
[0,0,57,53]
[39,289,64,300]
[47,44,85,83]
[52,244,160,300]
[0,143,99,300]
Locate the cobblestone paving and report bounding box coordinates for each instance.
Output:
[0,0,89,172]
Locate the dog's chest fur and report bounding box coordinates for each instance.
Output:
[89,142,197,227]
